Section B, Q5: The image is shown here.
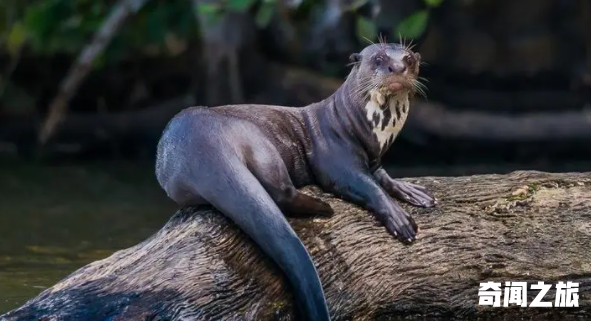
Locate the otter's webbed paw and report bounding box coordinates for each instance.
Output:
[378,200,418,243]
[388,180,436,208]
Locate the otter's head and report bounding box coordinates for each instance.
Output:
[348,43,423,103]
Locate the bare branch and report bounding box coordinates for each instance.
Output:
[0,44,23,99]
[407,101,591,141]
[38,0,150,144]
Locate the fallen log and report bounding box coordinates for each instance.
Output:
[2,170,591,321]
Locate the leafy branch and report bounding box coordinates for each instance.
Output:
[196,0,282,28]
[355,0,444,43]
[0,0,439,143]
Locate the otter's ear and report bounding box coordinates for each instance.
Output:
[349,53,361,63]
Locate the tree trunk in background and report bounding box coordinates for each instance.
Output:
[1,171,591,321]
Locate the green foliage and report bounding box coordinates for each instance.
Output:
[393,0,445,40]
[196,1,221,16]
[6,21,26,55]
[195,1,222,27]
[199,0,279,28]
[394,10,429,40]
[356,16,377,43]
[424,0,444,7]
[227,0,257,12]
[21,0,108,54]
[255,1,276,28]
[0,0,289,63]
[351,0,444,42]
[0,0,441,66]
[0,0,201,61]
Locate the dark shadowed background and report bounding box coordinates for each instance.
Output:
[1,0,590,314]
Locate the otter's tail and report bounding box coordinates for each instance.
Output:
[193,164,331,321]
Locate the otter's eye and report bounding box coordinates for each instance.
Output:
[375,57,383,66]
[403,54,413,66]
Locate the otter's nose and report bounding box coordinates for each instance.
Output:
[387,53,415,74]
[387,61,407,74]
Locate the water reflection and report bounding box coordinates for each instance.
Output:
[0,161,176,314]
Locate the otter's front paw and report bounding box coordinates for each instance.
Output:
[388,181,436,208]
[378,201,418,243]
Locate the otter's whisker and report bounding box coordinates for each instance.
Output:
[344,62,363,82]
[405,38,416,52]
[415,88,427,100]
[352,77,378,102]
[378,33,388,46]
[400,33,409,50]
[352,83,374,102]
[346,61,361,68]
[417,76,429,83]
[414,78,428,90]
[362,36,376,46]
[412,80,428,100]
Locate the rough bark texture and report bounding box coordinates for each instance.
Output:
[2,171,591,321]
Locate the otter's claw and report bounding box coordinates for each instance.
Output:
[378,200,418,243]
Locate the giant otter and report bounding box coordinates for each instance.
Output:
[155,42,436,321]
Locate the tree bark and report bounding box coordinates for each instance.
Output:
[2,171,591,321]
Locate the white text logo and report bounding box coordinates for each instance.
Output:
[478,281,579,308]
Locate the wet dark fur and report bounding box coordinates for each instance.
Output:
[155,43,435,321]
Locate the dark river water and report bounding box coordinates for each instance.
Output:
[0,161,177,314]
